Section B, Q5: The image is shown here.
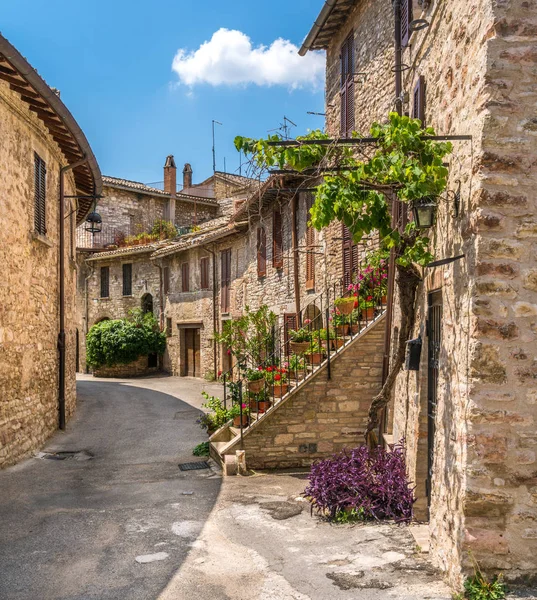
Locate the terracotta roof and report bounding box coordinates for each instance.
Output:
[85,240,172,261]
[299,0,358,54]
[102,175,219,206]
[151,218,247,259]
[0,33,102,224]
[181,171,259,199]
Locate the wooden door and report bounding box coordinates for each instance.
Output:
[184,328,201,377]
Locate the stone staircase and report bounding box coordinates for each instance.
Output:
[210,312,386,472]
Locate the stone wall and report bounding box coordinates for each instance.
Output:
[322,0,537,585]
[229,318,384,469]
[0,80,78,467]
[93,355,159,378]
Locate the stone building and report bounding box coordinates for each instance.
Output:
[0,34,101,467]
[298,0,537,585]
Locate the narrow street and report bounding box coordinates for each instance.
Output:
[0,376,457,600]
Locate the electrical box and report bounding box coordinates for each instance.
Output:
[405,336,422,371]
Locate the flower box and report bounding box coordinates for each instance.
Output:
[335,297,355,315]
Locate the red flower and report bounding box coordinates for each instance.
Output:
[354,300,359,309]
[217,370,222,377]
[266,366,273,372]
[274,374,281,381]
[367,295,373,302]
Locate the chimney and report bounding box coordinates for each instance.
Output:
[163,155,177,195]
[183,163,193,190]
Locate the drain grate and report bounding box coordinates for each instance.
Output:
[178,461,210,471]
[37,450,93,461]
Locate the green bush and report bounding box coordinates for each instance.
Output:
[86,310,166,368]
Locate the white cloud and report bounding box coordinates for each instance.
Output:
[172,28,324,90]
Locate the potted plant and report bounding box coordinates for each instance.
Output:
[248,389,272,414]
[331,309,350,336]
[286,354,307,381]
[360,295,376,321]
[349,308,362,334]
[229,402,249,428]
[246,367,265,393]
[264,366,289,397]
[289,324,312,354]
[305,340,325,365]
[334,295,356,316]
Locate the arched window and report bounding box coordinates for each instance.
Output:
[141,293,154,314]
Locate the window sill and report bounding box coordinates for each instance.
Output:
[122,295,133,298]
[30,232,53,247]
[98,297,111,301]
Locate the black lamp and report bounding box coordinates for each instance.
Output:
[85,210,102,234]
[412,197,437,229]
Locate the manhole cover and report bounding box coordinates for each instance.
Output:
[178,461,210,471]
[37,450,93,461]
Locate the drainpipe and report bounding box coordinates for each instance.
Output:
[157,263,164,330]
[204,245,219,378]
[291,194,302,326]
[380,0,404,440]
[84,260,94,374]
[59,156,88,430]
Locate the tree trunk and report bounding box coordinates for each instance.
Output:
[365,262,421,446]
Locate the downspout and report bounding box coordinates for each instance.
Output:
[380,0,403,439]
[291,194,302,325]
[157,263,164,330]
[59,156,88,430]
[204,245,219,378]
[84,260,94,374]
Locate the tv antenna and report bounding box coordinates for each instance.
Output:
[268,115,297,140]
[212,119,222,173]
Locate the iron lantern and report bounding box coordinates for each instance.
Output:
[85,211,102,234]
[412,197,437,229]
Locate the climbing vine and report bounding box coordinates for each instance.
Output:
[235,112,453,444]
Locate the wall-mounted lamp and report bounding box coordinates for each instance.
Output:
[412,197,437,229]
[85,203,102,235]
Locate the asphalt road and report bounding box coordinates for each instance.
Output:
[0,375,222,600]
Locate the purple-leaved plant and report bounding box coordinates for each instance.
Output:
[303,441,415,523]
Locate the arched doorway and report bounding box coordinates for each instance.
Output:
[141,293,153,314]
[303,303,323,331]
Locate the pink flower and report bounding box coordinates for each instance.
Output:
[227,349,231,355]
[241,403,247,409]
[304,318,312,325]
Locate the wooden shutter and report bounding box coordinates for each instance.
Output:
[221,249,231,312]
[200,257,209,290]
[100,266,109,298]
[340,33,355,137]
[272,210,283,268]
[401,0,413,47]
[342,224,359,287]
[413,76,426,124]
[122,263,132,296]
[163,266,170,295]
[34,153,46,235]
[181,262,190,292]
[257,227,267,277]
[305,194,315,291]
[283,313,298,356]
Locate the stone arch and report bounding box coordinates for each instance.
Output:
[303,303,323,330]
[94,316,110,325]
[141,293,154,314]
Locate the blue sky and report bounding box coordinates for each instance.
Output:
[2,0,325,188]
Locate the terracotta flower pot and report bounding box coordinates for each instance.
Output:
[335,324,349,336]
[248,379,264,393]
[350,323,360,335]
[332,338,345,349]
[288,370,305,381]
[336,299,355,315]
[290,341,311,354]
[306,352,324,365]
[233,414,249,428]
[361,307,375,321]
[257,400,272,414]
[271,383,289,397]
[381,295,387,305]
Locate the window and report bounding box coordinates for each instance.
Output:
[163,266,170,295]
[141,293,153,314]
[34,153,46,235]
[340,33,355,137]
[342,224,359,288]
[100,266,109,298]
[181,262,190,292]
[221,249,231,312]
[401,0,413,47]
[122,263,132,296]
[305,194,315,291]
[413,75,426,124]
[272,210,283,269]
[257,227,267,277]
[200,256,210,290]
[166,317,172,337]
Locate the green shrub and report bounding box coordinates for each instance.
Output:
[192,442,210,456]
[86,311,166,368]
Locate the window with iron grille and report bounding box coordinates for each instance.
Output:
[166,317,172,337]
[163,266,170,295]
[305,193,315,291]
[340,33,355,137]
[181,262,190,292]
[200,256,210,290]
[34,153,46,235]
[272,209,283,269]
[220,249,231,312]
[100,266,110,298]
[401,0,413,47]
[122,263,132,296]
[257,227,267,277]
[412,75,426,124]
